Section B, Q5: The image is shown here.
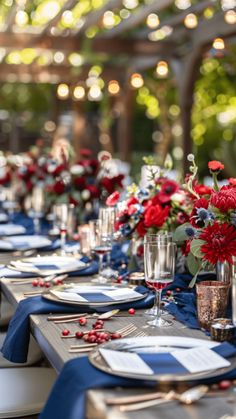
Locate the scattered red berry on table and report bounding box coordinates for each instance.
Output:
[111,333,122,340]
[128,308,135,315]
[218,380,231,390]
[45,282,50,288]
[75,331,84,339]
[61,329,70,336]
[166,290,172,296]
[39,280,45,287]
[32,279,39,287]
[79,317,87,326]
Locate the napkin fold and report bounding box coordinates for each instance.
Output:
[40,342,236,419]
[1,286,154,363]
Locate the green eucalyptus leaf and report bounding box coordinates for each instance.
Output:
[190,239,205,258]
[187,252,202,276]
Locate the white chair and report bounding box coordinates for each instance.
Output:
[0,333,43,367]
[0,367,57,418]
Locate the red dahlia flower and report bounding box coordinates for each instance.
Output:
[229,178,236,186]
[199,221,236,265]
[158,179,179,203]
[210,185,236,212]
[208,160,224,172]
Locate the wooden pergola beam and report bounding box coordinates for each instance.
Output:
[0,62,126,84]
[192,10,236,46]
[103,0,175,38]
[4,4,20,32]
[75,0,123,34]
[0,31,174,56]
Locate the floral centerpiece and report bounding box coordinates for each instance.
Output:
[110,157,190,240]
[174,155,236,286]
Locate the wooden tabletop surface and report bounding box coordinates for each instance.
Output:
[0,252,235,419]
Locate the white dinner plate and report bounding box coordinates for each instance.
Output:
[0,224,26,236]
[89,336,236,382]
[0,235,51,250]
[43,284,146,307]
[10,255,87,276]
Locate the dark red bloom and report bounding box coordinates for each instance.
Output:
[194,183,212,196]
[144,204,169,229]
[208,160,224,172]
[210,185,236,212]
[100,177,114,194]
[199,221,236,265]
[80,148,92,158]
[106,191,120,206]
[190,198,209,227]
[112,174,124,189]
[181,241,191,257]
[73,176,86,191]
[158,179,179,203]
[53,180,65,195]
[136,220,147,237]
[86,184,100,198]
[176,211,189,225]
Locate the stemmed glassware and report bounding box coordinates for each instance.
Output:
[89,219,112,283]
[54,203,69,255]
[144,241,176,327]
[144,233,173,316]
[29,186,45,234]
[98,207,117,278]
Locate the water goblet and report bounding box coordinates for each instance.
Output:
[54,203,69,255]
[89,219,112,284]
[144,242,176,327]
[98,207,117,278]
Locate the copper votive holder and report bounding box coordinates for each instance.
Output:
[210,318,235,342]
[196,281,230,331]
[128,272,145,286]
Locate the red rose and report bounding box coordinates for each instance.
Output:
[210,185,236,212]
[190,198,209,227]
[208,160,224,171]
[106,191,120,206]
[144,204,169,229]
[52,164,67,176]
[127,197,139,206]
[53,180,65,194]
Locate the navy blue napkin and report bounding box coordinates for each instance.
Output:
[12,212,50,235]
[1,286,154,363]
[40,342,236,419]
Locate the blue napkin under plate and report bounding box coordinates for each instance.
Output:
[1,286,154,363]
[40,342,236,419]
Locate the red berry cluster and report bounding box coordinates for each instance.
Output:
[61,317,122,344]
[32,278,64,288]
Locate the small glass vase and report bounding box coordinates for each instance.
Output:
[216,261,232,284]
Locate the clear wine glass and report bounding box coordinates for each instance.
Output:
[144,242,176,327]
[98,207,117,279]
[89,219,112,283]
[143,233,173,317]
[30,186,45,234]
[54,203,69,255]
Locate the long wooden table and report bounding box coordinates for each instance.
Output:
[1,257,235,419]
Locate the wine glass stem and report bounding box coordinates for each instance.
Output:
[155,289,162,322]
[61,230,67,255]
[98,254,103,275]
[33,217,40,234]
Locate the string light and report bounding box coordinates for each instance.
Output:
[57,83,69,99]
[61,10,73,26]
[184,13,198,28]
[224,9,236,24]
[73,86,85,100]
[146,13,160,29]
[88,85,103,101]
[53,51,65,64]
[130,73,144,88]
[175,0,191,10]
[212,37,225,50]
[156,61,169,77]
[68,53,83,66]
[103,11,115,29]
[15,10,28,26]
[123,0,138,9]
[108,80,120,95]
